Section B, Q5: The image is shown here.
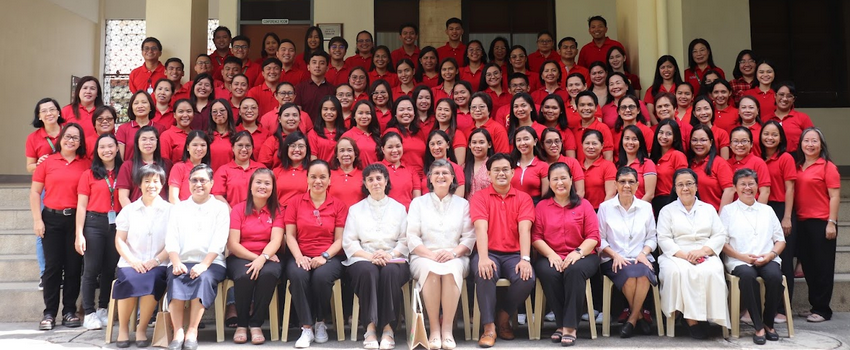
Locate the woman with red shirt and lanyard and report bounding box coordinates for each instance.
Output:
[116,126,173,207]
[510,126,549,203]
[168,130,211,203]
[423,130,466,198]
[687,124,734,212]
[386,96,427,176]
[30,123,91,330]
[329,138,365,209]
[75,133,123,330]
[308,96,347,163]
[62,76,103,138]
[26,98,63,175]
[285,160,349,348]
[212,131,266,210]
[206,99,236,172]
[794,127,840,323]
[379,131,422,209]
[226,168,284,345]
[274,131,311,208]
[650,119,688,215]
[683,38,725,96]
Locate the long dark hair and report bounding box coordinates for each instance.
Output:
[302,26,325,65]
[378,131,403,163]
[437,58,459,85]
[370,46,395,73]
[412,85,435,119]
[617,125,650,168]
[91,133,124,180]
[260,32,280,59]
[279,131,310,170]
[57,123,87,158]
[414,46,438,82]
[606,72,637,107]
[313,96,346,141]
[540,162,581,207]
[70,76,104,122]
[606,46,630,73]
[538,128,564,161]
[510,126,542,164]
[487,37,510,62]
[538,94,569,131]
[273,102,301,146]
[613,94,647,133]
[463,128,494,196]
[434,98,459,140]
[244,168,280,217]
[131,126,165,185]
[370,79,395,111]
[386,95,420,137]
[507,93,537,139]
[351,100,382,157]
[687,38,718,71]
[506,45,530,76]
[758,120,787,160]
[650,119,684,162]
[181,130,212,164]
[650,55,684,98]
[190,73,216,103]
[424,129,458,170]
[206,99,236,136]
[128,91,156,121]
[464,40,488,66]
[687,124,718,176]
[690,95,716,128]
[732,49,758,82]
[478,63,502,92]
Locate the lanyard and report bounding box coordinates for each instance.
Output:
[45,137,56,153]
[105,174,116,210]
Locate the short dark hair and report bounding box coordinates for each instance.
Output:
[262,57,282,69]
[224,56,243,67]
[141,37,162,51]
[165,57,184,70]
[307,51,330,64]
[588,16,607,27]
[190,163,214,181]
[486,152,512,171]
[399,23,419,35]
[31,98,64,128]
[328,36,348,49]
[135,163,166,187]
[361,163,392,197]
[213,26,232,38]
[231,35,250,46]
[733,168,758,186]
[558,37,578,49]
[446,17,463,28]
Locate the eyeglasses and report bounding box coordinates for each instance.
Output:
[350,75,366,81]
[777,93,795,100]
[490,168,512,174]
[470,105,488,111]
[619,105,638,111]
[675,182,696,189]
[537,39,553,44]
[313,209,323,226]
[543,139,561,146]
[288,143,306,150]
[96,117,115,123]
[330,45,347,50]
[232,45,249,50]
[39,107,58,114]
[485,72,500,78]
[617,180,637,186]
[211,109,228,116]
[62,135,80,142]
[234,144,253,150]
[189,177,210,185]
[739,182,757,188]
[372,91,388,96]
[196,61,211,66]
[276,91,295,96]
[731,139,750,145]
[509,83,528,89]
[509,54,526,60]
[468,48,483,53]
[739,59,755,65]
[142,46,160,52]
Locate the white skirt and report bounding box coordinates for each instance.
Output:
[658,254,730,328]
[409,254,469,292]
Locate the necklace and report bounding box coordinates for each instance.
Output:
[619,204,637,240]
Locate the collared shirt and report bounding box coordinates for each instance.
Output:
[295,78,338,120]
[129,61,166,94]
[33,153,92,209]
[306,129,339,162]
[532,198,600,259]
[78,169,122,213]
[369,70,399,87]
[384,127,426,176]
[437,42,467,67]
[714,105,739,134]
[159,126,189,164]
[211,160,266,207]
[459,65,483,91]
[763,151,796,202]
[342,196,408,266]
[530,86,570,106]
[690,156,733,211]
[719,200,784,271]
[764,109,814,153]
[235,124,271,160]
[581,156,617,209]
[115,120,167,161]
[258,136,282,169]
[730,77,754,106]
[209,131,234,172]
[511,157,548,198]
[168,160,196,202]
[527,50,558,73]
[165,195,230,266]
[284,192,348,257]
[153,105,175,128]
[654,149,688,197]
[341,128,379,165]
[116,196,172,268]
[274,164,308,206]
[727,153,771,189]
[744,88,776,119]
[61,104,97,138]
[246,83,278,117]
[578,37,625,68]
[643,83,676,105]
[469,186,535,253]
[483,88,512,122]
[115,159,173,202]
[794,158,840,220]
[559,62,590,87]
[391,46,421,69]
[326,63,351,86]
[476,118,511,154]
[344,54,372,70]
[25,128,59,159]
[382,160,421,210]
[597,196,657,262]
[684,66,725,96]
[230,201,284,255]
[657,198,727,257]
[573,119,614,164]
[407,193,476,253]
[329,167,365,208]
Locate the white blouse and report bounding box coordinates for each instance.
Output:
[407,193,475,254]
[657,199,727,257]
[719,200,785,272]
[115,197,172,268]
[597,196,657,263]
[164,196,230,267]
[342,196,409,266]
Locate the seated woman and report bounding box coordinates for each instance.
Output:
[112,164,171,348]
[597,167,658,338]
[226,168,284,345]
[532,162,600,347]
[407,159,475,350]
[165,163,230,350]
[720,168,785,345]
[657,168,730,339]
[342,163,410,350]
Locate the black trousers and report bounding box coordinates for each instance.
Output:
[347,261,410,330]
[534,255,600,329]
[81,213,119,314]
[227,255,282,328]
[768,201,796,305]
[796,219,835,319]
[41,208,83,317]
[285,256,344,325]
[731,262,783,330]
[470,252,535,325]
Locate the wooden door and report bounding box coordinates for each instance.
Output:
[240,24,311,62]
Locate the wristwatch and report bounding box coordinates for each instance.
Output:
[261,253,270,260]
[574,247,584,258]
[521,255,531,262]
[321,252,331,260]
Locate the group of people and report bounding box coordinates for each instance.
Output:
[25,14,840,350]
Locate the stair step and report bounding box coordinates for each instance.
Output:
[0,185,32,209]
[792,273,850,313]
[0,208,36,231]
[0,282,43,322]
[0,255,41,282]
[0,230,36,255]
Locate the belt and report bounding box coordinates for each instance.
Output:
[87,211,108,217]
[44,207,76,216]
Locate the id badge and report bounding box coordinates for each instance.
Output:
[107,210,117,224]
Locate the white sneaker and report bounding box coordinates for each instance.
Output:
[295,327,314,348]
[517,313,527,325]
[96,308,109,326]
[545,311,556,322]
[595,311,604,324]
[313,321,329,343]
[83,312,102,330]
[581,310,600,322]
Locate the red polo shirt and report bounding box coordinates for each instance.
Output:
[484,88,512,120]
[475,118,511,154]
[153,106,175,128]
[794,158,840,220]
[375,108,393,132]
[381,160,421,210]
[115,120,167,161]
[577,37,625,68]
[559,63,590,87]
[168,160,195,201]
[329,167,365,209]
[211,160,265,207]
[643,84,676,105]
[684,66,725,96]
[710,125,731,150]
[437,42,467,67]
[159,126,189,164]
[284,192,348,257]
[581,157,617,209]
[209,131,234,172]
[246,83,278,116]
[456,111,476,136]
[527,50,558,73]
[344,54,373,70]
[613,123,655,160]
[470,186,535,253]
[33,153,91,209]
[61,104,97,139]
[511,157,549,198]
[714,105,739,134]
[341,128,380,166]
[235,125,270,160]
[420,74,439,88]
[690,156,733,211]
[274,164,307,206]
[77,169,121,213]
[654,150,688,197]
[736,123,763,157]
[728,153,772,189]
[369,71,399,87]
[447,128,468,151]
[25,128,59,160]
[555,155,586,182]
[417,117,436,144]
[391,85,415,98]
[431,84,452,102]
[391,47,421,69]
[326,64,351,86]
[459,66,483,91]
[230,201,284,255]
[764,151,796,203]
[743,88,776,119]
[384,127,427,176]
[210,51,234,81]
[532,198,600,257]
[129,61,166,93]
[240,59,262,87]
[624,157,657,199]
[600,100,650,130]
[764,110,813,153]
[306,129,339,162]
[172,84,191,103]
[556,127,579,152]
[573,119,614,164]
[530,87,570,106]
[259,109,313,135]
[115,160,172,202]
[258,136,281,169]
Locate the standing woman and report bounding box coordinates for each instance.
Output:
[602,73,651,128]
[488,37,510,70]
[235,97,269,160]
[63,76,104,138]
[336,84,355,126]
[259,103,303,169]
[26,98,64,174]
[612,94,655,154]
[274,132,311,206]
[507,93,545,139]
[469,92,510,153]
[329,137,365,208]
[433,98,467,164]
[412,85,436,143]
[414,46,440,88]
[212,131,266,209]
[673,83,695,126]
[589,61,609,107]
[295,26,324,71]
[349,67,372,106]
[597,166,658,338]
[532,162,600,346]
[452,81,475,134]
[461,40,487,91]
[687,124,734,212]
[30,123,90,330]
[341,100,382,166]
[744,60,777,118]
[731,50,758,105]
[463,128,494,198]
[379,131,422,209]
[285,160,349,348]
[257,32,280,65]
[227,168,284,345]
[87,106,118,157]
[683,38,725,96]
[386,95,427,176]
[423,130,466,197]
[190,73,216,131]
[165,164,230,350]
[538,95,577,156]
[229,74,250,118]
[433,58,459,101]
[393,59,417,97]
[207,99,236,172]
[607,46,640,91]
[506,45,539,91]
[727,126,771,203]
[75,134,123,330]
[117,91,166,161]
[794,127,840,322]
[656,168,730,339]
[709,80,738,133]
[617,125,657,202]
[152,79,176,127]
[653,93,692,148]
[531,61,566,106]
[116,126,173,206]
[511,126,549,202]
[342,163,409,350]
[573,91,614,163]
[650,119,688,214]
[168,131,211,203]
[370,79,395,130]
[159,99,195,164]
[736,96,762,156]
[645,56,683,117]
[479,63,511,116]
[112,164,171,347]
[581,129,617,209]
[407,159,476,350]
[690,95,730,159]
[765,81,814,154]
[538,128,586,197]
[307,96,346,162]
[369,46,399,87]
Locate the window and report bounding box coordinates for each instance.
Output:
[462,0,555,55]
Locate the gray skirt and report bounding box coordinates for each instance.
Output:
[167,263,226,308]
[601,259,658,290]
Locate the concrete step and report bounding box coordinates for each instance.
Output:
[0,282,44,322]
[839,200,850,222]
[837,247,850,274]
[0,208,35,231]
[0,185,31,209]
[0,230,35,255]
[0,255,41,282]
[792,274,850,313]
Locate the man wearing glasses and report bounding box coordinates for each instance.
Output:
[129,37,166,94]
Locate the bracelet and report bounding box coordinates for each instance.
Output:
[154,257,162,264]
[771,251,779,258]
[828,219,838,226]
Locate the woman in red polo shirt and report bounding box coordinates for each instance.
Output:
[423,130,465,197]
[434,98,467,164]
[507,93,545,140]
[645,55,682,116]
[731,50,758,105]
[258,32,280,65]
[284,160,348,347]
[710,80,738,133]
[589,62,609,107]
[229,74,250,116]
[794,127,840,323]
[744,60,777,118]
[152,79,175,127]
[488,37,509,70]
[433,58,459,102]
[335,84,355,126]
[273,131,310,207]
[602,73,651,128]
[573,91,614,163]
[510,126,548,202]
[737,96,762,156]
[538,128,585,197]
[190,73,216,131]
[452,81,474,134]
[75,133,122,330]
[687,124,734,212]
[506,45,539,92]
[117,91,167,161]
[259,103,302,169]
[612,94,654,156]
[414,46,440,88]
[650,119,688,215]
[683,38,725,96]
[341,100,382,166]
[349,67,372,106]
[768,82,814,154]
[580,129,617,209]
[295,26,323,71]
[86,106,118,159]
[159,99,194,164]
[27,98,64,173]
[617,125,657,203]
[696,70,721,99]
[461,40,487,91]
[690,95,730,159]
[607,46,641,91]
[379,131,421,208]
[386,96,427,175]
[479,63,510,111]
[235,97,268,160]
[226,168,283,344]
[329,137,365,208]
[168,130,210,203]
[413,86,436,142]
[370,80,394,131]
[728,126,771,203]
[308,97,346,163]
[369,46,398,88]
[469,92,510,154]
[30,123,91,330]
[463,128,494,198]
[538,95,577,156]
[394,59,417,97]
[531,61,567,105]
[206,99,236,172]
[116,126,173,207]
[63,76,103,138]
[212,131,266,210]
[674,83,695,125]
[653,93,692,149]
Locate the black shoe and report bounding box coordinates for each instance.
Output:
[765,329,779,341]
[38,277,43,291]
[183,339,199,350]
[38,315,54,330]
[637,318,652,335]
[753,333,766,345]
[136,339,152,348]
[687,323,707,339]
[115,340,131,348]
[619,322,634,338]
[61,312,81,328]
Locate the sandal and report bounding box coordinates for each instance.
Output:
[233,327,248,344]
[379,330,396,349]
[807,313,827,323]
[561,334,576,347]
[550,330,563,343]
[225,317,238,328]
[250,327,265,345]
[61,312,81,328]
[39,315,55,330]
[363,329,379,349]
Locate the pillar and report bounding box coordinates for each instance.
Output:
[145,0,209,75]
[419,0,461,48]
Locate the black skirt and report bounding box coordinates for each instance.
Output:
[601,259,658,290]
[113,266,168,300]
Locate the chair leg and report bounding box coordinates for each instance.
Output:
[215,283,225,342]
[524,295,536,340]
[602,276,612,337]
[472,284,480,341]
[781,276,794,338]
[269,285,280,341]
[351,292,360,341]
[281,281,291,342]
[666,311,676,337]
[585,280,597,339]
[461,280,471,341]
[333,280,344,341]
[402,282,412,341]
[105,280,117,344]
[532,280,544,340]
[652,285,664,336]
[729,276,740,339]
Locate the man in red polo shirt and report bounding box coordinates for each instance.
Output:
[494,73,534,129]
[326,36,350,86]
[437,18,467,67]
[295,52,336,120]
[344,31,375,70]
[164,57,190,102]
[247,58,282,116]
[469,153,535,347]
[557,37,590,86]
[230,35,261,87]
[221,56,243,98]
[577,16,626,68]
[391,23,420,69]
[183,54,228,99]
[210,26,233,81]
[527,31,558,72]
[271,39,308,85]
[129,37,166,94]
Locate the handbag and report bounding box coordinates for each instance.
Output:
[151,297,173,348]
[408,287,430,350]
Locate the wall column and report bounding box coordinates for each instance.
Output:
[419,0,461,48]
[145,0,209,69]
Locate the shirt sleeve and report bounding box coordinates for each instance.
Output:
[716,160,734,189]
[517,192,536,222]
[168,163,183,187]
[469,192,488,222]
[334,200,349,228]
[229,204,244,230]
[531,206,545,242]
[756,160,771,187]
[458,200,476,252]
[826,162,841,189]
[77,171,92,197]
[115,204,131,232]
[207,202,230,255]
[596,204,610,251]
[283,196,299,225]
[272,208,285,228]
[603,162,617,180]
[705,207,728,256]
[392,206,409,257]
[780,153,797,181]
[164,203,181,255]
[411,169,422,190]
[581,201,601,249]
[643,205,658,252]
[644,159,657,176]
[211,167,227,196]
[341,205,363,259]
[115,162,133,190]
[405,199,424,252]
[656,206,680,257]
